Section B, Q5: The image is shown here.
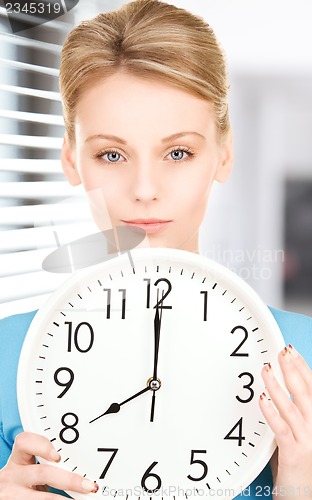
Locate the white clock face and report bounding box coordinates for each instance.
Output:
[17,248,285,499]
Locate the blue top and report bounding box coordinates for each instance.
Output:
[0,307,312,498]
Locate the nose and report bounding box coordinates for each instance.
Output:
[132,163,160,203]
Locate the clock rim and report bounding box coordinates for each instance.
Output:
[17,247,284,498]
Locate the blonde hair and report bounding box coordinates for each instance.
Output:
[60,0,230,144]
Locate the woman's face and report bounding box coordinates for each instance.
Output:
[62,72,233,253]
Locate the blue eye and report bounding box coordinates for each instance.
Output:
[105,151,121,162]
[170,150,185,161]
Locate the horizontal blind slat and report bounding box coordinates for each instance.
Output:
[0,294,51,320]
[0,84,60,101]
[0,271,68,303]
[0,134,62,148]
[0,159,62,173]
[0,200,91,226]
[0,181,78,198]
[0,248,53,277]
[0,222,96,252]
[0,58,59,76]
[0,32,61,54]
[0,110,64,125]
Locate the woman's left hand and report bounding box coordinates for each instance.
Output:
[259,344,312,499]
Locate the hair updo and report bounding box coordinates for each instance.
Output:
[60,0,230,144]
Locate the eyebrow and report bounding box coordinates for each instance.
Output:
[84,131,206,144]
[85,134,127,145]
[161,131,206,143]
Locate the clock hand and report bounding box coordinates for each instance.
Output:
[150,391,156,423]
[90,296,164,424]
[150,295,163,422]
[153,293,163,380]
[89,386,150,424]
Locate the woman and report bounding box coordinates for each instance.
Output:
[0,0,312,498]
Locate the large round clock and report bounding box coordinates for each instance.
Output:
[17,248,286,499]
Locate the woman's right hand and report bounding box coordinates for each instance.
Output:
[0,432,99,499]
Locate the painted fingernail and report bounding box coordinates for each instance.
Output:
[49,449,61,462]
[288,344,299,358]
[260,392,270,406]
[265,362,274,379]
[282,346,291,362]
[82,479,99,493]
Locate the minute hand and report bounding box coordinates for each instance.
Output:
[153,301,163,380]
[150,301,163,422]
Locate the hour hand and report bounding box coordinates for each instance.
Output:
[89,386,150,424]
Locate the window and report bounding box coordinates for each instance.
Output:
[0,3,108,319]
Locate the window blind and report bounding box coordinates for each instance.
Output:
[0,1,124,320]
[0,3,97,319]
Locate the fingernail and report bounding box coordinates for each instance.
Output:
[288,344,299,358]
[265,362,274,379]
[260,392,270,406]
[49,449,61,462]
[82,479,99,493]
[282,346,291,362]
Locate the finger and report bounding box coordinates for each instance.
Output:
[278,346,312,420]
[10,433,61,466]
[261,362,305,441]
[16,463,99,494]
[259,392,295,450]
[288,344,312,393]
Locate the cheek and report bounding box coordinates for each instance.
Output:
[172,168,215,210]
[83,186,114,231]
[78,167,106,192]
[77,161,124,199]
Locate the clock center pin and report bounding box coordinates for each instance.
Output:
[147,377,161,391]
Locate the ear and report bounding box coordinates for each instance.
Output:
[214,129,234,183]
[61,133,81,186]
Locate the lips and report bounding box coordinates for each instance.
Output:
[122,218,172,235]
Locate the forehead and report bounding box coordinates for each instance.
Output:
[75,72,216,141]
